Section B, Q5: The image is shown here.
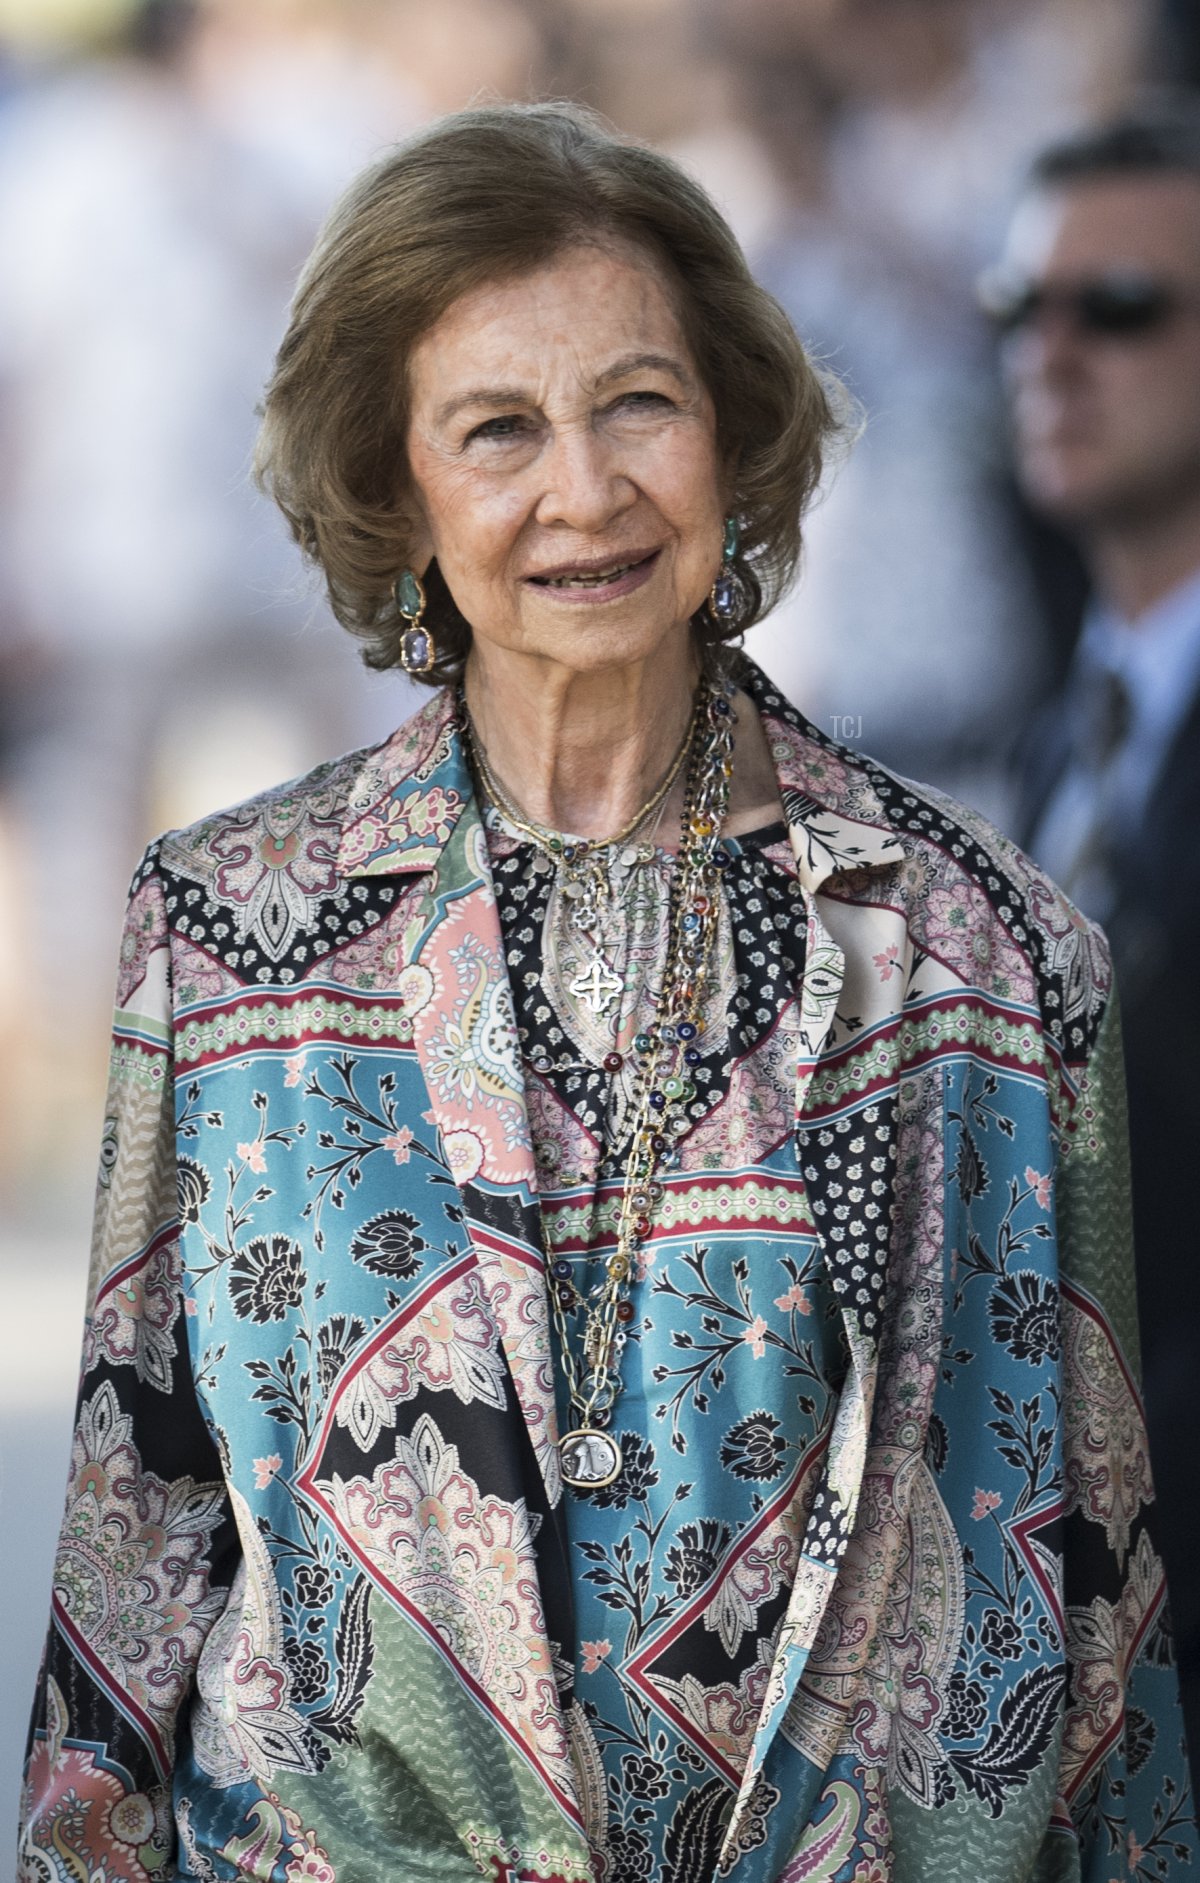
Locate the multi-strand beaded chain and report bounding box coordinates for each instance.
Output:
[465,702,694,1020]
[463,677,737,1492]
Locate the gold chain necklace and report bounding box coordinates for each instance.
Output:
[463,701,697,1018]
[461,679,737,1491]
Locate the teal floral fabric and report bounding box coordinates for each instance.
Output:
[18,658,1196,1882]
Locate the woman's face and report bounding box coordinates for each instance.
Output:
[403,241,729,679]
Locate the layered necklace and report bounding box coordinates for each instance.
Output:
[462,678,736,1492]
[467,700,693,1019]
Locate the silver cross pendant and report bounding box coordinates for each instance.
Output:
[569,954,623,1015]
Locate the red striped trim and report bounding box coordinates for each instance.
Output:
[50,1602,170,1781]
[297,1252,478,1473]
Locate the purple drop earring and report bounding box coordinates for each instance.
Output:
[395,568,435,675]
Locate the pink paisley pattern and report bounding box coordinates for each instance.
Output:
[404,892,534,1188]
[190,1487,322,1787]
[191,1589,317,1787]
[337,782,464,873]
[1061,1528,1166,1804]
[336,691,458,874]
[467,1237,561,1492]
[525,1074,603,1192]
[85,1237,182,1392]
[21,1732,168,1881]
[654,1638,778,1769]
[116,873,169,1007]
[924,777,1111,1032]
[777,738,858,806]
[782,1075,948,1791]
[323,884,427,991]
[333,1271,510,1452]
[1062,1288,1155,1562]
[52,1382,227,1764]
[1027,871,1114,1024]
[917,879,1036,1004]
[316,1413,576,1805]
[685,1014,802,1170]
[172,933,242,1003]
[205,800,342,955]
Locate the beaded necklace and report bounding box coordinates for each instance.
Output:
[465,702,695,1019]
[462,678,736,1491]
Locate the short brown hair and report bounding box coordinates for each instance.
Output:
[255,100,844,682]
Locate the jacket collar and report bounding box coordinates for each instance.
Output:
[334,658,905,899]
[336,685,470,879]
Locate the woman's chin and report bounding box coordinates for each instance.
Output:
[475,604,698,681]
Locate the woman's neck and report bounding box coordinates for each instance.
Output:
[462,638,701,839]
[461,638,783,844]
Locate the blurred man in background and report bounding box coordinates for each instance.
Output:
[734,0,1138,818]
[994,95,1200,1776]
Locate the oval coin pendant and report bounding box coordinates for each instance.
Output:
[559,1427,623,1491]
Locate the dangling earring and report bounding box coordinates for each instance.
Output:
[708,516,745,629]
[395,568,435,675]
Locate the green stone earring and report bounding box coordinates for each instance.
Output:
[394,568,435,675]
[709,516,743,625]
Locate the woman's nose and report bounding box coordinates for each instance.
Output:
[535,426,635,532]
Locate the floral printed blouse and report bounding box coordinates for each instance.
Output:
[487,812,846,1877]
[18,659,1197,1883]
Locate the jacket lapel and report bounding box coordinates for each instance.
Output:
[336,692,563,1507]
[718,672,909,1858]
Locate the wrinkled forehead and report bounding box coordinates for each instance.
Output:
[1003,171,1200,282]
[405,238,703,414]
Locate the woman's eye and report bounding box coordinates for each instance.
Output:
[617,390,671,412]
[466,415,528,443]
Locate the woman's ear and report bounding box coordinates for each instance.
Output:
[401,521,436,580]
[396,476,435,577]
[720,448,741,515]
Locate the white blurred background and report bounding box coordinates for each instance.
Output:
[0,0,1182,1853]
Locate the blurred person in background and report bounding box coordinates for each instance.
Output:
[0,0,413,1191]
[0,0,569,1204]
[18,99,1196,1883]
[1155,0,1200,88]
[992,95,1200,1780]
[712,0,1145,818]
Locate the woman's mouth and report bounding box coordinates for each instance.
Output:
[526,550,659,601]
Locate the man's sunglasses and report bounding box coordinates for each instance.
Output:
[976,268,1198,339]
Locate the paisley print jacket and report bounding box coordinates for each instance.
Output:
[20,658,1195,1882]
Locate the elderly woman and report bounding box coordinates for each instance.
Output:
[20,104,1195,1883]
